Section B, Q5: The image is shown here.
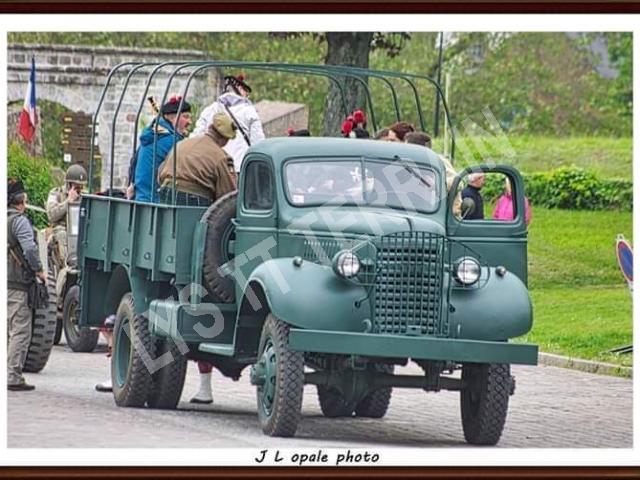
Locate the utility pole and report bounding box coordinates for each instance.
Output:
[433,32,444,137]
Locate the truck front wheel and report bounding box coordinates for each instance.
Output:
[111,293,154,408]
[254,314,304,437]
[62,285,99,352]
[460,363,511,445]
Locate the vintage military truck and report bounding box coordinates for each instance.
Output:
[77,61,537,445]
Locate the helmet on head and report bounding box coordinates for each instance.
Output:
[65,164,88,185]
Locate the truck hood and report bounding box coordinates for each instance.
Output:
[282,208,445,237]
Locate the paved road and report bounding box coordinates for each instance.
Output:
[8,342,632,449]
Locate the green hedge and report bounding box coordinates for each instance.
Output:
[474,166,631,211]
[525,167,632,211]
[8,142,54,228]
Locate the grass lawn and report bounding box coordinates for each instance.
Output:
[528,207,633,289]
[435,136,632,180]
[522,207,633,368]
[521,287,632,367]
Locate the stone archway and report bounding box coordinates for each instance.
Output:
[8,43,219,189]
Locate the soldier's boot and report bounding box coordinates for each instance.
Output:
[190,372,213,404]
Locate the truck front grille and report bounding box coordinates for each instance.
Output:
[372,232,446,336]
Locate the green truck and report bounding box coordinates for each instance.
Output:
[78,61,537,445]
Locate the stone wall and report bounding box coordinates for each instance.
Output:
[8,44,311,189]
[256,100,309,137]
[7,43,219,189]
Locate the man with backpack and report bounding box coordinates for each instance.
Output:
[7,179,45,392]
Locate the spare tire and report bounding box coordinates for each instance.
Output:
[202,190,237,303]
[23,270,57,373]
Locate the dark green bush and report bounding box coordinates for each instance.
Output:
[524,166,631,211]
[8,142,54,228]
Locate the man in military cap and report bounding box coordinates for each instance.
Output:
[8,179,45,391]
[191,74,265,174]
[160,112,237,405]
[158,112,237,207]
[46,164,87,272]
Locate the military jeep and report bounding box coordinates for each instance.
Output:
[78,61,537,445]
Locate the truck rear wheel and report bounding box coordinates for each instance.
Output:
[460,363,511,445]
[317,386,353,418]
[202,191,237,303]
[354,364,394,418]
[255,314,304,437]
[111,293,154,408]
[23,270,57,373]
[63,285,99,352]
[53,316,63,345]
[146,337,188,409]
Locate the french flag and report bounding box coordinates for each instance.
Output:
[18,57,37,143]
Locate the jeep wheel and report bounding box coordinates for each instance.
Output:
[63,285,99,352]
[146,337,188,409]
[317,386,353,418]
[460,363,511,445]
[111,293,154,408]
[254,314,304,437]
[23,270,57,373]
[202,191,237,303]
[355,364,394,418]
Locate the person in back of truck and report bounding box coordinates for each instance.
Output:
[134,96,192,203]
[191,74,265,175]
[158,113,237,207]
[387,121,415,142]
[159,113,238,405]
[404,131,462,218]
[8,179,46,392]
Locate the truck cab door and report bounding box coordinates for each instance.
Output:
[446,165,529,285]
[233,154,278,295]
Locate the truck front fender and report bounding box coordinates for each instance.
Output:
[242,258,370,332]
[449,270,532,341]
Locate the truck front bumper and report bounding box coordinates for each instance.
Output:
[288,329,538,365]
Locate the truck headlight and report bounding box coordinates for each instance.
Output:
[455,257,481,285]
[332,250,361,279]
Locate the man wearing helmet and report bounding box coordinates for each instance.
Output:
[191,74,265,174]
[46,164,87,272]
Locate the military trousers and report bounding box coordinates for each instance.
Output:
[7,289,32,386]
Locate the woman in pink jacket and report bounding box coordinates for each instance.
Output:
[492,178,532,226]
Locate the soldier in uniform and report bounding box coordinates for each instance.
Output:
[8,179,45,391]
[46,164,87,272]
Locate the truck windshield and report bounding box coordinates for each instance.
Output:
[285,158,439,213]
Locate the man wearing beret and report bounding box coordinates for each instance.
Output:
[7,179,45,391]
[134,95,192,203]
[191,74,265,175]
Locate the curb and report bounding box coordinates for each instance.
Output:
[538,352,633,378]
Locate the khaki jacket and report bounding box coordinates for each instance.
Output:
[46,187,69,227]
[158,132,236,201]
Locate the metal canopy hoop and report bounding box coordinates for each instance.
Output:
[87,61,455,197]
